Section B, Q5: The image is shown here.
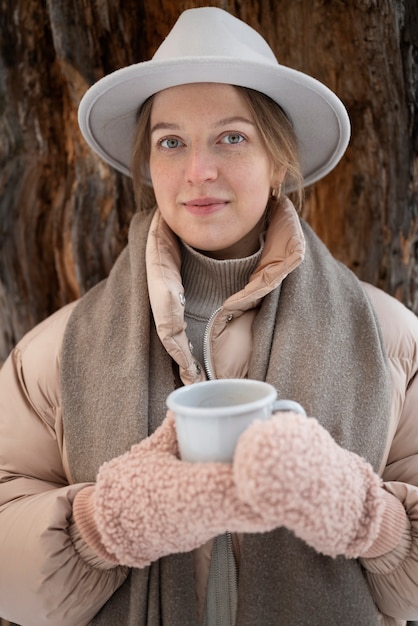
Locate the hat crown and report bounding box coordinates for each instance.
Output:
[153,7,278,65]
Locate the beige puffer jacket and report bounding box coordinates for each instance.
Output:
[0,204,417,626]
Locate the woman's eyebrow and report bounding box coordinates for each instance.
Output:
[213,116,255,128]
[150,122,180,134]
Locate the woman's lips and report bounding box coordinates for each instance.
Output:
[183,198,229,216]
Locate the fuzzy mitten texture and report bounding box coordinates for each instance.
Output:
[79,413,277,568]
[233,411,387,558]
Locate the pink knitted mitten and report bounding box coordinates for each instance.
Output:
[233,411,386,558]
[75,413,275,568]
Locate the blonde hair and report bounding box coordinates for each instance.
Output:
[131,96,155,212]
[131,86,304,213]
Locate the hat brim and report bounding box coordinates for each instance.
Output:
[78,57,350,187]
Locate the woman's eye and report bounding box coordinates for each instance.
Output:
[220,133,245,145]
[159,137,183,149]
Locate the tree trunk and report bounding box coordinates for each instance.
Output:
[0,0,416,363]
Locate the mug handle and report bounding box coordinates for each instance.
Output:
[273,399,306,416]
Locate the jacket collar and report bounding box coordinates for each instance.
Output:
[146,196,305,317]
[145,197,305,382]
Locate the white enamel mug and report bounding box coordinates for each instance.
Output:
[166,378,306,463]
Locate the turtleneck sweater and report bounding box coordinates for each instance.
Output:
[180,240,263,375]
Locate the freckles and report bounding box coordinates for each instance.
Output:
[152,158,179,180]
[151,165,171,190]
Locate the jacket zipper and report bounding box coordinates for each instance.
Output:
[210,531,238,625]
[226,530,238,624]
[203,306,222,380]
[204,307,239,622]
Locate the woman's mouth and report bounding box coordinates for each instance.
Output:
[183,197,229,216]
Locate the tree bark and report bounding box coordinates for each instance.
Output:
[0,0,416,363]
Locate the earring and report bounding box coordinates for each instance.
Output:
[270,183,282,200]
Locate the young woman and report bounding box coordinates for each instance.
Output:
[0,7,417,626]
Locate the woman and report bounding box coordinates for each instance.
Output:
[0,7,417,626]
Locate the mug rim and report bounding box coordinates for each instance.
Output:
[166,378,277,419]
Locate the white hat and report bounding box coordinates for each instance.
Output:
[78,7,350,187]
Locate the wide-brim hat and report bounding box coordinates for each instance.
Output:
[78,6,350,187]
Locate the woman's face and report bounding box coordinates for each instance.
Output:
[149,83,284,259]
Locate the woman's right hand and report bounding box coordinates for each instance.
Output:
[73,412,273,568]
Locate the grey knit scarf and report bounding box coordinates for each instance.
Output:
[61,209,391,625]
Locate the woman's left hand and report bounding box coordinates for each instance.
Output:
[233,411,386,558]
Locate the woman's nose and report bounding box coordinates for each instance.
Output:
[185,146,218,184]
